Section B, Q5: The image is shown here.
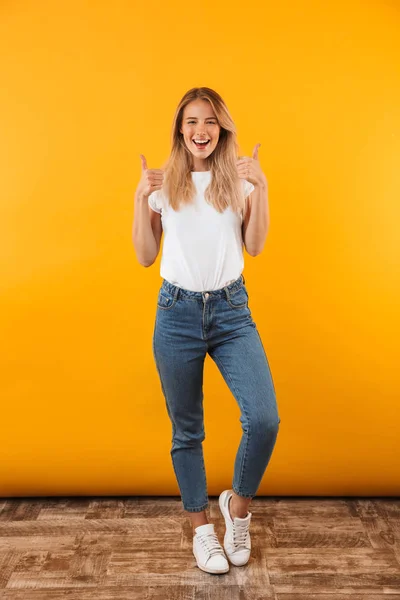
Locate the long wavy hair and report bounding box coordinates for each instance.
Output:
[160,87,246,216]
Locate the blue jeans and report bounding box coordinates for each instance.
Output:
[152,274,281,512]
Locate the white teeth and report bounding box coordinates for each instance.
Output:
[193,139,209,144]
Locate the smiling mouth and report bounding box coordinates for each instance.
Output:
[192,140,210,149]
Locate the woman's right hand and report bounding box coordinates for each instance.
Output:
[136,154,164,198]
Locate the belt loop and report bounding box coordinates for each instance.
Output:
[242,274,246,285]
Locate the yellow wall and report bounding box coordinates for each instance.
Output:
[1,0,399,497]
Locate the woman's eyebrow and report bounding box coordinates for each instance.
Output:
[185,117,217,120]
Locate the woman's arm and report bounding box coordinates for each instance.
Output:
[132,192,162,267]
[242,177,269,256]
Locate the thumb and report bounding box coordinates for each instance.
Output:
[252,143,261,160]
[139,154,148,171]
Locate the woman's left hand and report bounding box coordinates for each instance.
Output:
[236,143,267,187]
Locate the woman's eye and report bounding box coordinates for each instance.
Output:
[188,121,216,124]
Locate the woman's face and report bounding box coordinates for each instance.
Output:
[180,99,220,168]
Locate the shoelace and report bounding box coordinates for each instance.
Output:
[232,521,250,549]
[198,532,225,557]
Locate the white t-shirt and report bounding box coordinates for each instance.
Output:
[148,171,255,292]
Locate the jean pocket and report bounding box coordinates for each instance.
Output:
[157,288,178,310]
[226,285,248,309]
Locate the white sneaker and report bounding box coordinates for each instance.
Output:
[193,523,229,574]
[218,489,252,566]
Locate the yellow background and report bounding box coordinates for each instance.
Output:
[1,0,399,497]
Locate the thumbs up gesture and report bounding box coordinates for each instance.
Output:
[137,154,165,198]
[236,143,267,187]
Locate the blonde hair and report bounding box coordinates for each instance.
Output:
[160,87,247,216]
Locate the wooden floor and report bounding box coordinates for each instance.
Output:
[0,496,399,598]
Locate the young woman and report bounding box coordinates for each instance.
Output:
[132,87,281,575]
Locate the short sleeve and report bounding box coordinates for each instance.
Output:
[148,190,162,214]
[242,179,255,198]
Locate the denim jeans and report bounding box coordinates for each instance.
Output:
[152,274,281,512]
